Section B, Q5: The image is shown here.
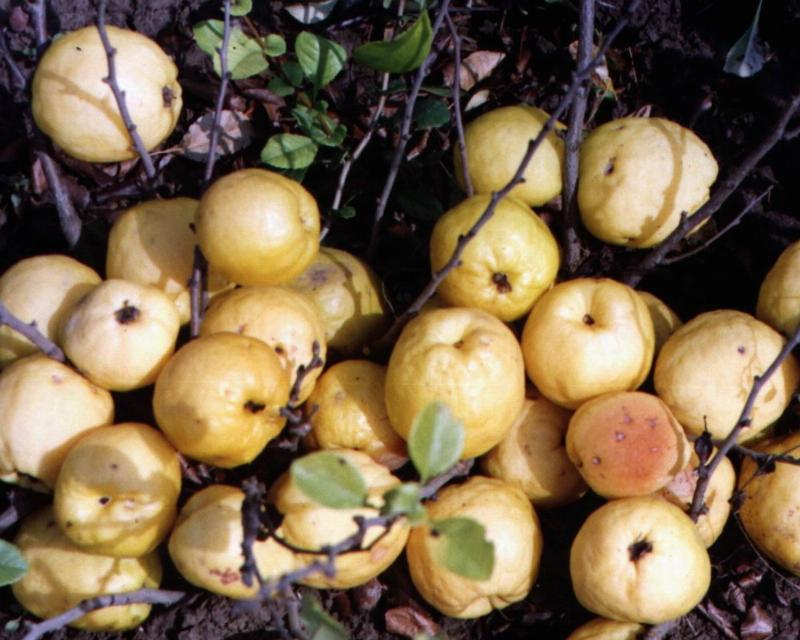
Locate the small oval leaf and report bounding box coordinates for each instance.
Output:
[408,402,464,483]
[0,540,28,586]
[261,133,318,169]
[291,451,368,509]
[354,11,433,73]
[381,482,427,525]
[430,517,494,580]
[295,31,347,89]
[230,0,253,17]
[264,34,288,57]
[286,0,339,25]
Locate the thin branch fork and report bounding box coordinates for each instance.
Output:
[624,85,800,288]
[0,301,65,361]
[20,589,186,640]
[203,0,233,185]
[688,321,800,521]
[96,0,157,180]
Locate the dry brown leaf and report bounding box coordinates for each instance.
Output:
[465,89,490,111]
[740,603,773,640]
[443,51,505,91]
[179,110,254,162]
[385,606,440,639]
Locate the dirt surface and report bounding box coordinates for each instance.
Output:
[2,0,800,638]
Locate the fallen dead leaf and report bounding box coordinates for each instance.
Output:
[465,89,490,111]
[740,603,773,640]
[179,110,254,162]
[443,50,505,91]
[385,606,440,639]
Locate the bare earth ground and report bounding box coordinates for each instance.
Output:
[1,0,800,638]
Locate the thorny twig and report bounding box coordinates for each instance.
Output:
[203,0,233,185]
[188,246,208,338]
[370,0,642,353]
[20,589,186,640]
[624,85,800,287]
[366,0,453,259]
[0,301,65,361]
[561,0,595,274]
[445,12,472,198]
[688,321,800,521]
[96,0,157,180]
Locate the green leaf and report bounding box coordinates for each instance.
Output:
[261,134,319,169]
[724,0,768,78]
[300,593,349,639]
[334,205,356,220]
[290,451,368,508]
[264,34,287,57]
[282,60,305,87]
[285,0,339,24]
[354,11,433,73]
[192,21,269,79]
[421,84,453,97]
[295,31,347,89]
[414,97,450,129]
[292,105,346,147]
[408,402,464,483]
[381,482,427,525]
[230,0,252,16]
[268,76,296,97]
[0,540,27,586]
[430,517,494,580]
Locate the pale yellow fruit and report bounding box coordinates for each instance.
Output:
[578,117,718,248]
[0,354,114,489]
[289,247,388,353]
[168,485,297,599]
[638,291,682,354]
[200,286,326,403]
[570,496,710,624]
[429,195,560,322]
[196,168,320,286]
[566,618,645,640]
[658,448,735,547]
[306,360,407,470]
[0,255,101,368]
[455,105,564,206]
[481,390,587,508]
[31,26,181,163]
[60,279,181,391]
[54,422,181,557]
[654,309,800,441]
[270,449,409,589]
[106,198,231,324]
[385,307,525,459]
[521,278,655,409]
[738,431,800,574]
[153,332,290,467]
[566,391,691,499]
[406,476,542,619]
[13,507,161,631]
[757,239,800,335]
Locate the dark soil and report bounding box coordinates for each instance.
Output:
[2,0,800,639]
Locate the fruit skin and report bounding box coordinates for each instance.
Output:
[566,391,691,499]
[106,198,231,325]
[578,117,718,248]
[406,476,543,619]
[153,332,290,468]
[654,309,800,441]
[0,255,101,368]
[270,449,409,589]
[289,247,389,353]
[520,278,655,409]
[196,168,320,286]
[566,618,645,640]
[53,422,181,557]
[59,278,181,391]
[481,391,587,508]
[638,291,682,355]
[429,195,560,322]
[0,354,114,489]
[13,507,162,631]
[738,431,800,575]
[757,239,800,335]
[31,26,182,163]
[570,496,710,624]
[199,285,326,404]
[385,307,526,459]
[168,485,297,599]
[306,360,408,470]
[454,105,564,206]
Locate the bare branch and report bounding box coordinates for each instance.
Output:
[730,443,800,468]
[27,0,47,48]
[0,29,27,87]
[188,246,208,338]
[688,321,800,521]
[0,301,65,362]
[286,341,324,407]
[624,85,800,287]
[366,0,453,259]
[96,0,157,180]
[203,0,233,185]
[445,12,472,198]
[20,589,185,640]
